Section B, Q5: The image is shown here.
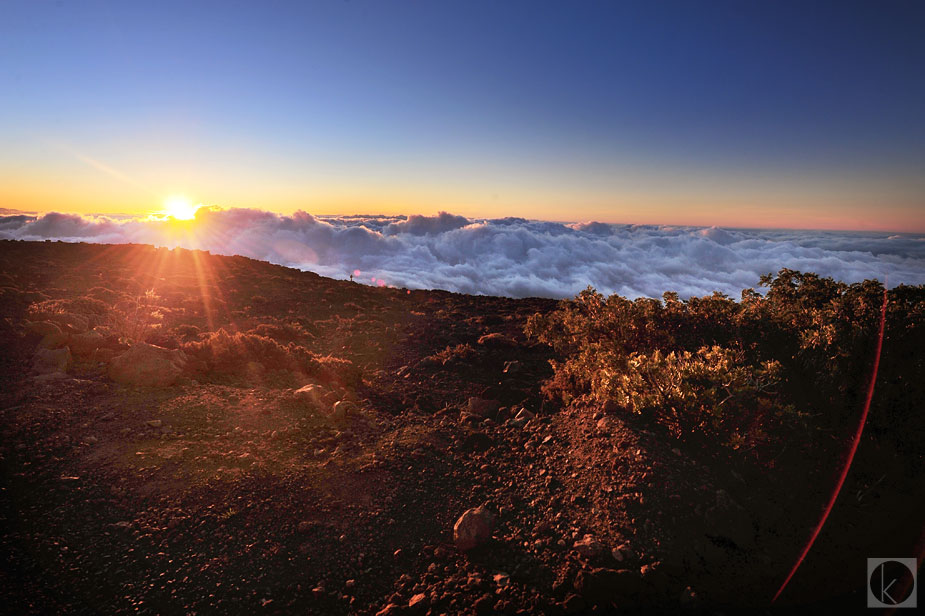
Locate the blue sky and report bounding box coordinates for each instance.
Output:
[2,0,923,230]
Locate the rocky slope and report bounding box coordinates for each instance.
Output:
[0,240,917,614]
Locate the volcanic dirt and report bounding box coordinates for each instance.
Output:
[0,240,917,614]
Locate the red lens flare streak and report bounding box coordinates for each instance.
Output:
[772,284,889,603]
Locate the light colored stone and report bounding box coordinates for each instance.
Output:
[109,343,186,387]
[33,346,72,374]
[68,330,105,356]
[332,400,355,421]
[574,534,604,558]
[26,320,63,338]
[453,505,495,551]
[293,383,326,406]
[611,546,625,562]
[514,407,535,421]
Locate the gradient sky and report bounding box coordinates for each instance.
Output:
[2,0,923,231]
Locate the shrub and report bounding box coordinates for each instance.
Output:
[182,329,361,387]
[526,270,924,461]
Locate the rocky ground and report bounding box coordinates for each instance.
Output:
[0,240,919,614]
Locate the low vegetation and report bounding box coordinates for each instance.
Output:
[526,269,925,462]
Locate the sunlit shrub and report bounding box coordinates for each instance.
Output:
[526,270,924,460]
[110,289,165,343]
[182,329,360,387]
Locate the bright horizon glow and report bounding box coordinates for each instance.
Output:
[161,195,198,221]
[1,2,924,233]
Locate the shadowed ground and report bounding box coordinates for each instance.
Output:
[0,240,920,614]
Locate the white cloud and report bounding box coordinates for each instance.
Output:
[2,209,923,299]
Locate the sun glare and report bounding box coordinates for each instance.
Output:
[162,195,198,220]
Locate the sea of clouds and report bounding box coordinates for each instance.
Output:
[2,208,923,299]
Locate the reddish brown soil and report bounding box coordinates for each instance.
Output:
[0,240,919,614]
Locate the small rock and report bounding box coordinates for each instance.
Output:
[294,384,325,405]
[297,520,317,533]
[332,400,355,421]
[146,420,163,428]
[375,603,401,616]
[453,505,496,551]
[514,407,535,421]
[408,592,427,610]
[573,534,603,558]
[33,346,72,374]
[473,593,494,615]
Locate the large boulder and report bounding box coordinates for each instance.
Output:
[68,330,105,356]
[32,311,89,333]
[453,505,495,551]
[33,346,72,374]
[26,320,68,349]
[109,343,187,387]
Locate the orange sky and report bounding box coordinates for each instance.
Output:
[3,161,921,232]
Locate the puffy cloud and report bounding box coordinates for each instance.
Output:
[383,211,470,236]
[1,208,922,299]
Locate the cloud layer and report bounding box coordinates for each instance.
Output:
[2,208,923,299]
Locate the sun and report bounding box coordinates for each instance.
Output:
[162,195,198,220]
